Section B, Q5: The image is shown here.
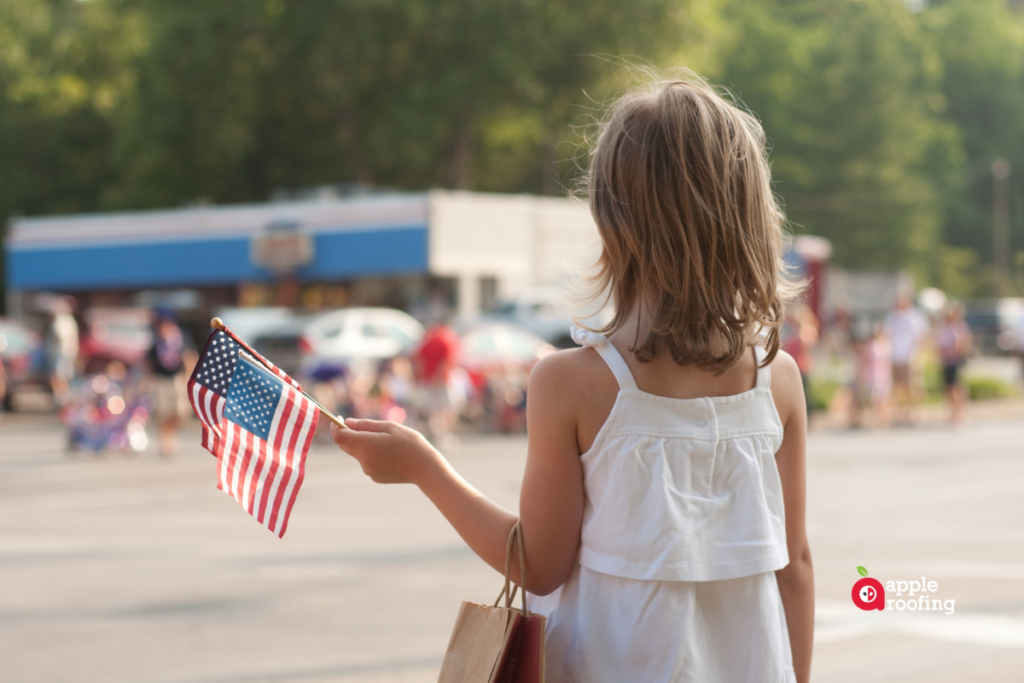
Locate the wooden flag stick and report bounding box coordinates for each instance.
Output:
[212,318,348,430]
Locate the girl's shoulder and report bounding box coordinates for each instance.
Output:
[533,344,804,399]
[528,347,620,453]
[767,348,803,430]
[529,346,618,399]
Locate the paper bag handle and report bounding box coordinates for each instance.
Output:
[494,520,527,615]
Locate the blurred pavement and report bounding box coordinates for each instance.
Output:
[2,409,1024,683]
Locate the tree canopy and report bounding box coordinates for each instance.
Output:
[3,0,1024,305]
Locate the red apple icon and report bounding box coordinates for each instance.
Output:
[852,566,885,611]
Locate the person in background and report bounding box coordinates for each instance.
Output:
[413,320,462,445]
[884,294,929,425]
[1014,312,1024,386]
[46,298,80,408]
[867,324,893,428]
[147,310,196,457]
[781,303,819,414]
[851,322,892,429]
[0,354,7,416]
[376,356,415,423]
[935,303,972,427]
[305,361,349,443]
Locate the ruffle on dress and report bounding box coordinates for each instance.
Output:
[571,326,608,348]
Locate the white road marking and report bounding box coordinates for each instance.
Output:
[816,600,1024,648]
[857,560,1024,581]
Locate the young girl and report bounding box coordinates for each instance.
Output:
[332,74,814,683]
[935,303,972,426]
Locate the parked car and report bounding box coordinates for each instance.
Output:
[214,307,297,345]
[965,298,1024,355]
[484,286,611,349]
[457,321,555,432]
[79,308,153,373]
[0,317,45,411]
[459,321,556,373]
[253,307,424,377]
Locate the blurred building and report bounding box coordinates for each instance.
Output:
[5,191,601,321]
[784,235,832,323]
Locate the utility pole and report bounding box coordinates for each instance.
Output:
[992,158,1012,296]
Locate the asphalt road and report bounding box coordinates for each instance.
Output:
[2,410,1024,683]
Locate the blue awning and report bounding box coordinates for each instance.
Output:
[6,195,430,291]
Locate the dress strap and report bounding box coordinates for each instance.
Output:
[571,327,638,390]
[754,345,771,389]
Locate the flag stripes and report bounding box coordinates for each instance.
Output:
[191,383,226,454]
[185,323,319,538]
[217,356,318,537]
[187,326,300,458]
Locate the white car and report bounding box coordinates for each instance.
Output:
[303,308,423,360]
[215,307,298,345]
[485,287,611,348]
[254,307,424,376]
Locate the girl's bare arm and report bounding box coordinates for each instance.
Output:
[330,351,585,595]
[771,352,815,683]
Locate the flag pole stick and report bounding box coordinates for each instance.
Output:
[212,318,348,430]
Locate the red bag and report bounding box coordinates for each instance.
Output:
[437,522,546,683]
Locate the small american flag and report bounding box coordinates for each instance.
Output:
[187,328,298,457]
[217,352,318,537]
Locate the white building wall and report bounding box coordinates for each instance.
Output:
[428,190,601,318]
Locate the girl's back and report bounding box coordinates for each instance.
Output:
[571,330,766,455]
[528,328,797,682]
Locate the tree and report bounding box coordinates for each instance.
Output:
[0,0,139,309]
[108,0,684,208]
[696,0,961,273]
[923,0,1024,295]
[8,0,1024,313]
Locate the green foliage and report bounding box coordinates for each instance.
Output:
[924,0,1024,288]
[0,0,137,217]
[699,0,960,270]
[5,0,1024,312]
[924,361,1019,402]
[966,376,1019,401]
[937,245,995,300]
[107,0,684,207]
[806,376,840,413]
[921,358,946,402]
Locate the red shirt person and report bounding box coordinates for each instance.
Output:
[412,324,461,442]
[414,324,461,385]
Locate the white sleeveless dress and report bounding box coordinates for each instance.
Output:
[528,329,797,683]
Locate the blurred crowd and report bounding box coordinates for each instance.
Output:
[301,319,549,449]
[841,296,973,428]
[1,292,1023,455]
[790,295,1024,429]
[0,299,555,456]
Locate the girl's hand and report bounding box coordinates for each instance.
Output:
[330,418,441,485]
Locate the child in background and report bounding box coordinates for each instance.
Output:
[866,324,893,428]
[331,72,813,683]
[935,303,972,426]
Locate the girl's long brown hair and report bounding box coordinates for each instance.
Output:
[582,71,801,373]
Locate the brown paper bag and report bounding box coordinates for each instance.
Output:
[437,522,546,683]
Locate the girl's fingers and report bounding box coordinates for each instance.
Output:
[329,419,432,486]
[329,422,347,443]
[331,423,375,447]
[330,420,395,454]
[344,418,393,433]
